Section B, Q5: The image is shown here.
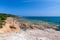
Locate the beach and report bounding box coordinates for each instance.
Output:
[0,17,60,40]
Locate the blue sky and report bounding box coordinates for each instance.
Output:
[0,0,60,16]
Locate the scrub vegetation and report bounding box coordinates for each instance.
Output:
[0,13,17,25]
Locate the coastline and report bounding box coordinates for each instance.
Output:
[0,16,60,40]
[19,17,59,30]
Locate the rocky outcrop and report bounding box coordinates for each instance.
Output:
[0,17,58,33]
[0,17,60,40]
[0,17,21,33]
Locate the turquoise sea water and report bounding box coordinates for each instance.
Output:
[23,17,60,24]
[22,17,60,31]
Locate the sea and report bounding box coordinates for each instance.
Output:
[20,17,60,31]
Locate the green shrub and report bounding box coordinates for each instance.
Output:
[0,13,17,25]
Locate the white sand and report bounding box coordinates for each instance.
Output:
[0,29,60,40]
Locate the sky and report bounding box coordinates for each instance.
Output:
[0,0,60,16]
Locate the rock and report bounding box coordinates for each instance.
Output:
[22,23,29,27]
[30,25,46,30]
[30,24,36,29]
[0,17,22,33]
